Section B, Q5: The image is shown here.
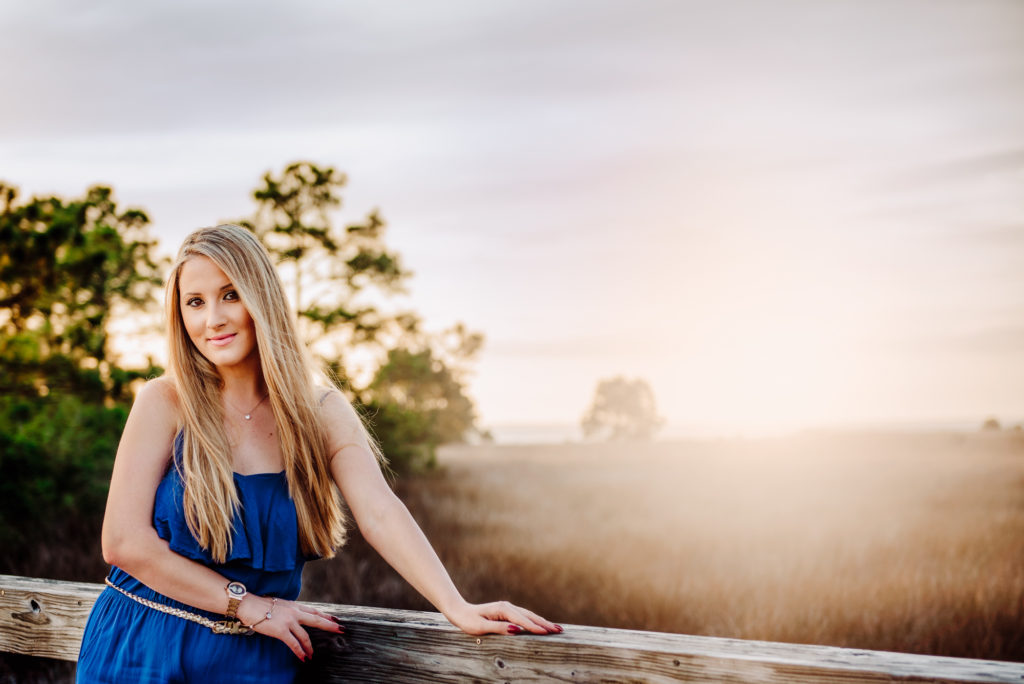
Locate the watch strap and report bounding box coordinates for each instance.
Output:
[225,581,246,620]
[226,595,241,619]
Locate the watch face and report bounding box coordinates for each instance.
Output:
[227,582,246,598]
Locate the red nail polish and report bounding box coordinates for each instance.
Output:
[507,624,522,634]
[555,624,564,632]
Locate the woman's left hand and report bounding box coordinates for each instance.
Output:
[444,600,563,636]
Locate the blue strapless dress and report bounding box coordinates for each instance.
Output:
[76,427,319,683]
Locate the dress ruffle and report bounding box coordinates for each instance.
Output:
[152,428,318,573]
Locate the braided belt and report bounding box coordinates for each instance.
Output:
[105,577,255,635]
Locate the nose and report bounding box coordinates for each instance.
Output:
[206,299,228,333]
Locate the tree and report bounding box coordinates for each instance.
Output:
[581,376,665,441]
[363,339,477,435]
[0,182,167,403]
[356,321,487,472]
[239,162,425,381]
[0,393,128,551]
[238,162,486,468]
[0,181,165,568]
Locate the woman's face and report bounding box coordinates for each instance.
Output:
[178,255,259,369]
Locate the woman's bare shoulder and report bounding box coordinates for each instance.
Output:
[317,387,370,450]
[317,386,353,417]
[135,376,183,436]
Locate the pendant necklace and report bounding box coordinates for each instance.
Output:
[228,393,269,421]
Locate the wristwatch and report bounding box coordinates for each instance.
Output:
[225,581,247,620]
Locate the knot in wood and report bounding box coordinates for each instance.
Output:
[12,596,50,626]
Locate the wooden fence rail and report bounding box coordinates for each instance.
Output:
[2,574,1022,683]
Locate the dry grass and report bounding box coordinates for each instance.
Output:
[305,430,1024,661]
[4,430,1022,682]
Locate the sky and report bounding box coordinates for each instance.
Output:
[2,1,1023,438]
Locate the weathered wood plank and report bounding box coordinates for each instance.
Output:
[0,575,103,662]
[2,575,1023,683]
[298,602,1024,684]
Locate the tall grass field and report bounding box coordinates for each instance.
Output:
[4,430,1022,681]
[307,430,1024,661]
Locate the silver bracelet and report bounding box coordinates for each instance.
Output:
[249,597,278,628]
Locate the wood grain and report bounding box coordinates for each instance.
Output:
[0,575,102,662]
[2,575,1022,682]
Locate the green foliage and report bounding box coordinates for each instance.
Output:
[238,162,487,470]
[357,398,438,475]
[581,376,665,441]
[0,182,166,402]
[365,346,478,444]
[0,180,163,558]
[343,345,474,475]
[0,393,128,550]
[240,161,417,348]
[0,166,488,544]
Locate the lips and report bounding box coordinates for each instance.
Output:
[208,333,237,347]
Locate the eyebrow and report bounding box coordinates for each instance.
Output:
[183,283,234,297]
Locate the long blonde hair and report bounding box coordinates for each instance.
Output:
[164,224,385,562]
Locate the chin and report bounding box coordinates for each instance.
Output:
[209,345,257,367]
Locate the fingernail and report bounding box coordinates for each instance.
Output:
[331,616,343,625]
[555,624,564,632]
[507,625,522,634]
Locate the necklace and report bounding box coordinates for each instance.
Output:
[227,393,269,420]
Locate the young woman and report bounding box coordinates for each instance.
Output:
[76,224,561,683]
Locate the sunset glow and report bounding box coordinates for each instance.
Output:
[4,1,1021,437]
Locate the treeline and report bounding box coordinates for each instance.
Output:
[0,161,487,565]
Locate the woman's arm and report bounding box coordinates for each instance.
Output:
[323,392,562,636]
[100,378,342,661]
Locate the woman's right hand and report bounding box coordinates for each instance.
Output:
[237,595,345,661]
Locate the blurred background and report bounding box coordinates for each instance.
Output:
[2,0,1022,679]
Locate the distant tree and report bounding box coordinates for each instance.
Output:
[0,182,166,403]
[981,417,1001,431]
[581,376,665,441]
